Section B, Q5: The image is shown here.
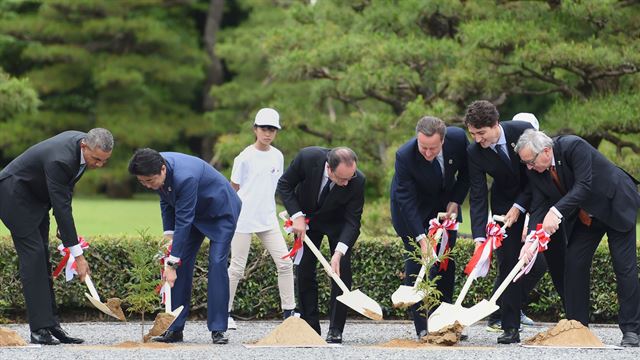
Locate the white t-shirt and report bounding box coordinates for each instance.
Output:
[231,145,284,233]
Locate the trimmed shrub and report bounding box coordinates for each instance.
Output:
[0,235,637,323]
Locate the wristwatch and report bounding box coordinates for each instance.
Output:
[165,260,180,270]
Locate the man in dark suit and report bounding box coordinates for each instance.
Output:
[516,130,640,347]
[128,149,242,345]
[277,146,365,343]
[390,116,469,337]
[0,128,114,345]
[464,100,557,344]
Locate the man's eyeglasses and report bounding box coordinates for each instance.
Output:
[520,152,540,165]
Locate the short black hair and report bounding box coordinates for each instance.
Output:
[128,148,165,176]
[464,100,499,128]
[327,147,357,171]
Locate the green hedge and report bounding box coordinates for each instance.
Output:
[0,235,637,323]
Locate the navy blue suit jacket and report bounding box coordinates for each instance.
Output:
[158,152,241,259]
[390,127,470,239]
[528,135,640,234]
[467,121,533,239]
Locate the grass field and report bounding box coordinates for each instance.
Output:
[0,194,162,237]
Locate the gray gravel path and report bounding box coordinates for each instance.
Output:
[1,319,638,359]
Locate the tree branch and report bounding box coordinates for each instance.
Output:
[364,89,405,115]
[599,131,640,154]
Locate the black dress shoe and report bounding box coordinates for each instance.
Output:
[621,332,639,347]
[152,330,183,343]
[30,328,60,345]
[49,325,84,344]
[497,328,520,344]
[326,328,342,344]
[211,331,228,344]
[417,330,428,340]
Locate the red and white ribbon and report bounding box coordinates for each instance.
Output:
[155,241,172,305]
[281,217,309,265]
[53,237,90,282]
[514,224,550,282]
[427,217,458,271]
[464,222,506,279]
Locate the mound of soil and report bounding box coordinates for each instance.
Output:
[254,317,327,346]
[106,298,126,321]
[421,321,463,346]
[0,327,27,347]
[143,313,175,343]
[524,319,604,347]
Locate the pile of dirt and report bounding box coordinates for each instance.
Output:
[143,313,175,343]
[421,321,463,346]
[0,327,27,347]
[254,317,327,346]
[114,341,172,348]
[106,298,126,321]
[524,319,604,347]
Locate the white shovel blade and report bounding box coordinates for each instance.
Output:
[460,299,499,327]
[391,285,425,308]
[427,302,474,331]
[337,289,383,320]
[84,293,122,320]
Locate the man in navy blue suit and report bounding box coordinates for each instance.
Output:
[390,116,470,338]
[128,149,241,345]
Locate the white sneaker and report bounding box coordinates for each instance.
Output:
[227,316,237,330]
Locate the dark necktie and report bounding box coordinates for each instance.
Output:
[73,164,86,182]
[317,179,332,207]
[549,166,592,227]
[496,144,511,167]
[432,158,443,183]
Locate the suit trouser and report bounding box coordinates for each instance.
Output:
[228,227,296,311]
[402,231,457,335]
[296,230,352,335]
[169,219,234,332]
[566,218,640,334]
[493,216,525,330]
[9,217,59,331]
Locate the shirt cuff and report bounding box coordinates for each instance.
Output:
[474,237,486,243]
[69,244,84,257]
[415,234,427,242]
[550,206,563,219]
[167,255,181,263]
[513,203,526,213]
[291,211,306,220]
[163,230,174,236]
[335,242,349,256]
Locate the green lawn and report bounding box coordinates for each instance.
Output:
[0,194,162,237]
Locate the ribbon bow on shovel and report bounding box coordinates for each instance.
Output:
[514,224,550,282]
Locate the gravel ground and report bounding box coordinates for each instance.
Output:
[1,319,638,359]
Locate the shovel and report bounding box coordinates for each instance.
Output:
[83,275,123,320]
[427,214,508,331]
[279,212,383,320]
[391,212,452,308]
[143,283,185,341]
[162,282,184,319]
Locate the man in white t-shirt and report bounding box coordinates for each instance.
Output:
[227,108,296,329]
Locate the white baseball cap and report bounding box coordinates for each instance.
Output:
[512,112,539,130]
[254,108,281,129]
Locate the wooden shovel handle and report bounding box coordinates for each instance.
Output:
[84,275,101,302]
[489,258,526,304]
[493,214,512,228]
[164,282,172,313]
[454,275,475,306]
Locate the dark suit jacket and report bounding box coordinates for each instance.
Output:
[277,146,365,249]
[158,152,242,259]
[0,131,86,247]
[467,121,533,239]
[390,126,470,239]
[528,135,640,234]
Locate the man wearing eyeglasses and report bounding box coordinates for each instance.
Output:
[464,100,557,344]
[277,146,365,344]
[390,116,469,338]
[515,129,640,347]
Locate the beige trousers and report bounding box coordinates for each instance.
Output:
[228,227,296,311]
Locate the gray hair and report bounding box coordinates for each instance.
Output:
[515,129,553,154]
[84,128,114,152]
[327,146,357,171]
[415,116,447,139]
